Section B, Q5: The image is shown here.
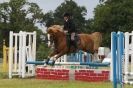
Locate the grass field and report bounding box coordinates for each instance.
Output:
[0,78,112,88]
[0,77,132,88]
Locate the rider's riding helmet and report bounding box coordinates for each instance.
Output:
[63,12,71,17]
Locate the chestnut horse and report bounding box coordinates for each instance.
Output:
[46,25,102,65]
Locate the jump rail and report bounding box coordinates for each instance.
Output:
[26,61,110,67]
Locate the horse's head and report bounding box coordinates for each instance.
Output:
[47,25,64,47]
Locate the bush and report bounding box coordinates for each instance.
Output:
[36,42,51,61]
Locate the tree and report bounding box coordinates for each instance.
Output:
[43,0,87,32]
[92,0,133,47]
[0,0,48,58]
[42,11,54,27]
[84,19,95,33]
[0,0,44,42]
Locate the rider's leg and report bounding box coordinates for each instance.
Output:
[71,33,78,51]
[74,40,78,49]
[66,33,71,50]
[71,40,78,51]
[74,34,78,50]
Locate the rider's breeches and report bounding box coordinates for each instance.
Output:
[66,32,77,49]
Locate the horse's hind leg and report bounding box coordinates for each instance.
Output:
[93,52,99,62]
[91,51,101,62]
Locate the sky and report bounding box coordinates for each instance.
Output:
[28,0,100,19]
[0,0,99,32]
[0,0,100,19]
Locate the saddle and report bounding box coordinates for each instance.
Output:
[74,33,80,45]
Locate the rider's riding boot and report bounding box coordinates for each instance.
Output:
[72,40,78,52]
[74,40,78,52]
[73,34,78,50]
[67,41,71,50]
[45,58,50,65]
[66,33,71,50]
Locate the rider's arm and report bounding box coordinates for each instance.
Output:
[63,21,68,33]
[68,19,76,33]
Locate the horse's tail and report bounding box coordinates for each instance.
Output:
[90,32,102,52]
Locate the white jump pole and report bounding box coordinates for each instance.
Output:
[27,34,32,75]
[131,31,133,73]
[64,55,67,62]
[30,31,36,76]
[18,31,23,76]
[21,32,26,78]
[14,34,18,72]
[124,32,129,83]
[9,31,13,79]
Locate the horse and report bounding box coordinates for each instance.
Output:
[46,25,102,65]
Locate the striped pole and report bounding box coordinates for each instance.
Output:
[112,32,117,88]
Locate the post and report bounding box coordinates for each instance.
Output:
[27,34,32,74]
[9,31,13,79]
[14,35,18,72]
[21,32,26,78]
[31,31,36,76]
[18,31,23,76]
[64,55,67,62]
[2,40,8,72]
[79,50,82,62]
[124,32,129,82]
[131,31,133,73]
[118,32,124,88]
[111,32,117,88]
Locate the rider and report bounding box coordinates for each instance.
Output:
[63,12,78,51]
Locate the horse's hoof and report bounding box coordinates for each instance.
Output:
[43,63,47,67]
[45,58,50,65]
[51,60,55,66]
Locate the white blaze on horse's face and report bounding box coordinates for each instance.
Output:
[47,34,54,48]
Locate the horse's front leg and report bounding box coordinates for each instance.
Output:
[50,51,66,66]
[48,51,58,59]
[45,51,57,65]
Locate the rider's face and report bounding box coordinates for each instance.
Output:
[64,16,68,21]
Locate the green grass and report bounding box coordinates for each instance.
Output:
[0,79,132,88]
[0,72,8,79]
[0,79,111,88]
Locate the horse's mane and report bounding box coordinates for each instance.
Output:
[47,25,63,33]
